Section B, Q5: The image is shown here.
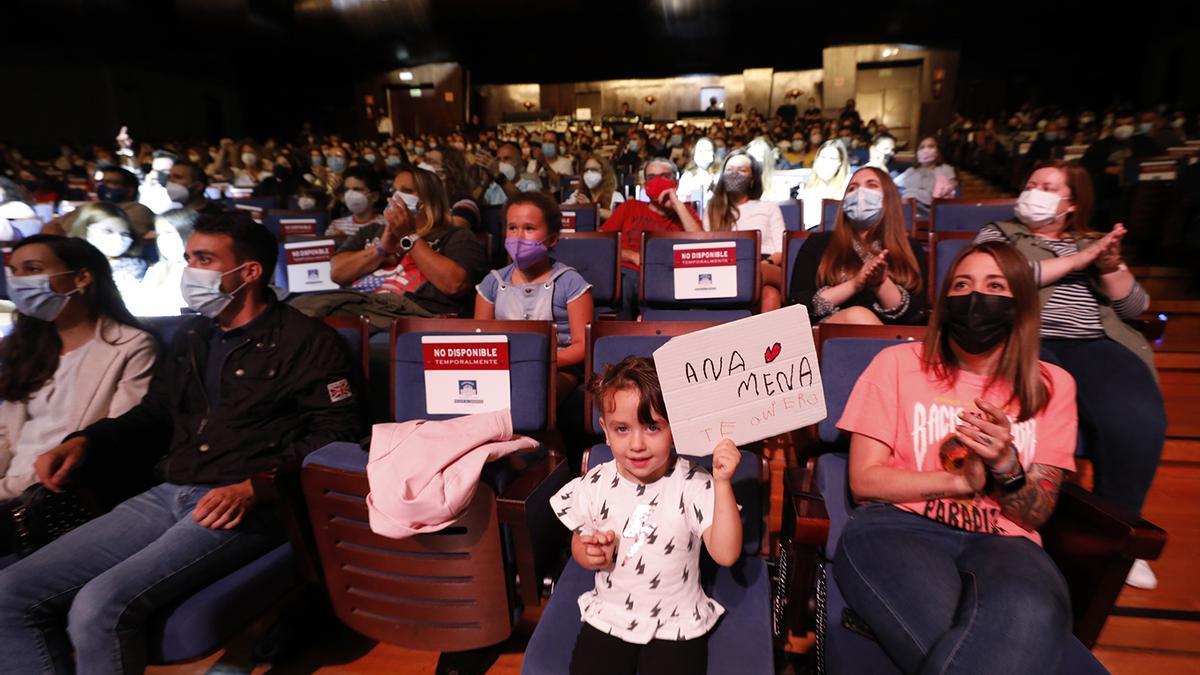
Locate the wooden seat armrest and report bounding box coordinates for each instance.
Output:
[497,454,572,609]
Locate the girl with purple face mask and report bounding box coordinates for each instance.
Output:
[475,191,594,399]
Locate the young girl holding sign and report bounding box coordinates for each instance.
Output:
[475,191,594,395]
[552,356,742,675]
[834,240,1078,673]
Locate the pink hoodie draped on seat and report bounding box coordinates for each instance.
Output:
[366,408,541,538]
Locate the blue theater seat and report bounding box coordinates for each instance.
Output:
[639,230,760,321]
[553,232,621,318]
[302,318,570,653]
[929,199,1016,232]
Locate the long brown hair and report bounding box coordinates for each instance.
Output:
[0,235,140,402]
[581,155,618,210]
[922,240,1050,421]
[707,149,763,233]
[816,167,922,292]
[1027,160,1098,237]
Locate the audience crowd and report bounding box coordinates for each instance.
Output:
[0,94,1192,672]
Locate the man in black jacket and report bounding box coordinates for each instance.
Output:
[0,213,364,674]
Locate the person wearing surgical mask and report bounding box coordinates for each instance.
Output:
[67,203,146,300]
[565,156,623,223]
[705,150,787,311]
[542,130,575,176]
[0,234,154,507]
[863,133,898,175]
[326,166,385,240]
[678,137,718,208]
[799,140,852,228]
[165,160,221,215]
[233,142,267,188]
[788,166,927,325]
[472,142,528,206]
[894,136,958,219]
[133,208,197,316]
[318,166,489,319]
[973,161,1163,590]
[1027,121,1068,162]
[0,234,154,538]
[1081,110,1159,229]
[475,191,593,397]
[0,214,363,673]
[44,167,155,246]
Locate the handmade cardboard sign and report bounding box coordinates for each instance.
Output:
[422,335,512,415]
[283,239,339,292]
[653,304,826,456]
[673,241,738,300]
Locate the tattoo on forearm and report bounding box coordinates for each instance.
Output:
[998,464,1063,530]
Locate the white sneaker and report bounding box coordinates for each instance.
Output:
[1125,559,1158,590]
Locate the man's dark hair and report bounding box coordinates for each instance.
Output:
[193,212,278,288]
[174,159,208,187]
[343,164,382,194]
[101,166,140,191]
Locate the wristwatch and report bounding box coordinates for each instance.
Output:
[398,233,422,251]
[986,445,1027,494]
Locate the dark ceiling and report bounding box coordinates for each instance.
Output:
[6,0,1196,88]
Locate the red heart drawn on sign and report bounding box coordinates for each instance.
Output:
[764,342,782,364]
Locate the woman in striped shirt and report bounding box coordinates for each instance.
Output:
[974,160,1165,590]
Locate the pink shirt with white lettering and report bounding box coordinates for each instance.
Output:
[837,342,1077,545]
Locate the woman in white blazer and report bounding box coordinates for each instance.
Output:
[0,235,156,500]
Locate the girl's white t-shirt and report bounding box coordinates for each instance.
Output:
[703,199,786,255]
[553,457,724,644]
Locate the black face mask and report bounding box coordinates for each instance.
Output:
[944,292,1017,354]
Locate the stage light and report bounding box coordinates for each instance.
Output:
[399,71,414,81]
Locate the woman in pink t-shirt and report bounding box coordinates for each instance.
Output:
[833,240,1079,673]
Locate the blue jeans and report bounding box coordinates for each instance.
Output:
[833,504,1071,675]
[1041,338,1165,517]
[0,483,283,675]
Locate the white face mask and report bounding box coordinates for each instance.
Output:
[297,196,317,211]
[497,162,518,181]
[166,181,191,204]
[343,189,370,215]
[1014,189,1064,227]
[241,153,258,166]
[1112,125,1135,141]
[583,169,603,189]
[813,156,839,182]
[842,187,884,229]
[5,270,81,322]
[395,190,422,212]
[87,219,134,258]
[180,264,249,318]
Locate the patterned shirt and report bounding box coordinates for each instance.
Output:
[553,457,723,644]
